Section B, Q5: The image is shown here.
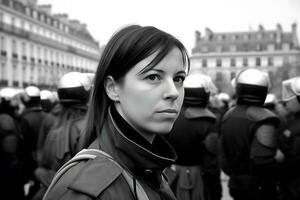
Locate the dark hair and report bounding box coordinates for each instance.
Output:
[82,25,190,147]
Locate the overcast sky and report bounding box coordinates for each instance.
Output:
[39,0,300,54]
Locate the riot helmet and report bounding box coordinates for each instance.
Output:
[184,72,217,107]
[22,86,41,107]
[282,77,300,113]
[40,90,57,112]
[264,93,277,111]
[235,68,270,105]
[57,72,92,105]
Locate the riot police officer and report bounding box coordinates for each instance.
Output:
[278,76,300,200]
[32,72,93,200]
[19,86,54,199]
[0,88,25,200]
[220,68,283,200]
[165,72,221,200]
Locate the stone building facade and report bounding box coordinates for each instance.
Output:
[191,24,300,95]
[0,0,100,89]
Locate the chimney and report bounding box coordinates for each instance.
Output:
[276,23,282,43]
[69,19,81,29]
[38,5,52,15]
[27,0,37,7]
[258,24,264,31]
[195,30,201,43]
[205,28,213,41]
[292,23,299,48]
[53,13,69,24]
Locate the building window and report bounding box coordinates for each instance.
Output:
[256,44,262,51]
[12,64,17,81]
[12,39,17,54]
[216,59,222,67]
[11,17,15,27]
[283,43,290,51]
[0,36,5,51]
[230,45,236,52]
[1,63,6,80]
[22,42,26,56]
[201,46,208,53]
[256,57,261,66]
[243,58,248,67]
[268,57,274,66]
[30,44,34,58]
[20,20,25,30]
[244,34,249,40]
[218,35,224,41]
[0,12,3,23]
[202,59,207,67]
[267,44,275,51]
[216,45,223,52]
[37,46,41,60]
[230,58,236,67]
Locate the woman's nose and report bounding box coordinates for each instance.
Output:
[163,79,179,100]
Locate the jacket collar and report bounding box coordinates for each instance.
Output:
[98,107,177,177]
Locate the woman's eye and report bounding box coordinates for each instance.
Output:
[174,76,185,85]
[146,74,160,82]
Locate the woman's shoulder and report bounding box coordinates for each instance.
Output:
[44,152,123,200]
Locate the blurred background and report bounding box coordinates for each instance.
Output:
[1,1,300,199]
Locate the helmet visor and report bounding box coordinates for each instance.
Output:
[282,78,300,101]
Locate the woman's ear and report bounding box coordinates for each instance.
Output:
[104,76,120,102]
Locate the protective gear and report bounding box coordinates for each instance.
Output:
[264,93,277,105]
[282,77,300,102]
[22,86,41,107]
[40,90,54,101]
[40,90,57,112]
[25,86,40,97]
[57,72,92,104]
[218,93,230,103]
[235,69,270,105]
[83,73,95,87]
[0,87,18,101]
[264,93,277,110]
[184,72,217,106]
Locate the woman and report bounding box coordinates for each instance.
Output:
[43,24,189,200]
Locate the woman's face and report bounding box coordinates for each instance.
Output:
[114,47,186,142]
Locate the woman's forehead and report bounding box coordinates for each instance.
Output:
[138,47,186,74]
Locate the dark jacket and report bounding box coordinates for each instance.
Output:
[220,105,279,177]
[21,106,48,178]
[44,107,177,200]
[278,111,300,199]
[165,106,221,200]
[0,113,25,200]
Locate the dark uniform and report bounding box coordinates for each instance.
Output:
[165,73,221,200]
[20,86,49,199]
[277,77,300,200]
[33,72,92,200]
[0,110,25,200]
[220,68,281,200]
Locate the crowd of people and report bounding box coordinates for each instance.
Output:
[0,24,300,200]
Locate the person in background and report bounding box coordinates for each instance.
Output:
[0,87,26,200]
[31,72,93,200]
[219,68,284,200]
[40,90,58,113]
[19,86,49,200]
[165,73,221,200]
[277,77,300,200]
[43,24,189,200]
